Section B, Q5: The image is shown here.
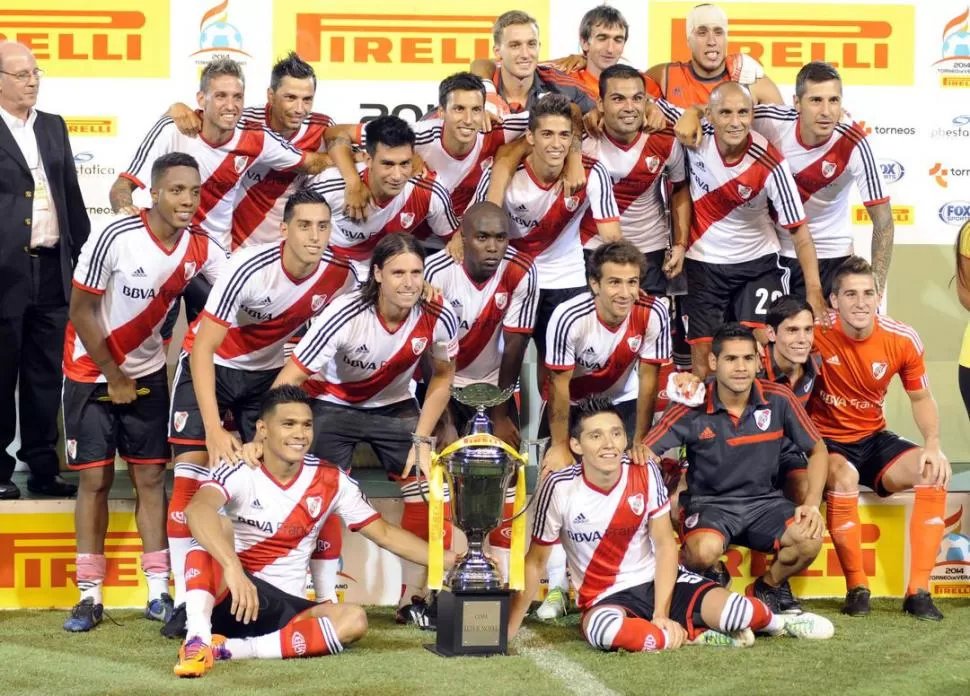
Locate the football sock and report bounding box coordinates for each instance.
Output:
[584,605,667,652]
[225,616,343,660]
[141,548,171,601]
[546,544,569,592]
[826,491,868,589]
[718,594,782,634]
[76,553,106,605]
[183,548,218,645]
[168,463,208,605]
[907,485,946,596]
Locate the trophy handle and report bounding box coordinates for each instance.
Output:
[497,437,548,525]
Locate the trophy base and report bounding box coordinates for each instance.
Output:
[425,589,509,657]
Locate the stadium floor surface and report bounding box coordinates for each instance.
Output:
[2,600,969,696]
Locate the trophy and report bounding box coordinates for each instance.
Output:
[414,382,547,657]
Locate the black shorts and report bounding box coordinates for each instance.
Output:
[824,430,919,497]
[446,397,520,438]
[682,253,785,342]
[62,368,170,469]
[778,255,850,300]
[681,491,795,553]
[211,571,316,639]
[777,441,808,482]
[538,397,637,442]
[160,275,213,343]
[310,399,420,477]
[589,571,719,639]
[534,286,587,359]
[168,352,279,456]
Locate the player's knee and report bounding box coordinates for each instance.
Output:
[784,526,822,560]
[826,458,858,492]
[332,604,368,644]
[78,466,114,495]
[684,535,724,569]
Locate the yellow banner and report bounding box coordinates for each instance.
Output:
[65,117,117,137]
[853,205,914,225]
[427,463,445,591]
[508,463,527,591]
[648,3,915,86]
[273,0,549,81]
[0,3,169,78]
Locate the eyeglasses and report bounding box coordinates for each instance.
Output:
[0,68,44,83]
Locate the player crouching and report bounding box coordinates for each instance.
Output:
[508,396,833,653]
[174,386,452,677]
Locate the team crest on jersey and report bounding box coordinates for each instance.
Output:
[871,361,888,380]
[399,212,415,229]
[305,495,322,518]
[626,493,644,516]
[737,184,753,200]
[480,156,494,171]
[754,408,772,431]
[311,294,327,312]
[564,196,579,212]
[234,155,249,174]
[494,292,508,310]
[411,337,428,355]
[644,155,661,174]
[685,512,699,529]
[183,262,197,280]
[173,411,188,433]
[627,336,642,352]
[66,439,77,459]
[821,160,837,178]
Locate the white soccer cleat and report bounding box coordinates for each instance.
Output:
[534,587,568,620]
[781,612,835,640]
[689,628,755,648]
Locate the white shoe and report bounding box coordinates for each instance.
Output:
[535,587,568,620]
[781,612,835,640]
[689,627,754,648]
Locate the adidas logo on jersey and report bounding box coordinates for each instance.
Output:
[353,344,369,355]
[699,426,716,440]
[254,296,273,307]
[251,499,263,510]
[826,355,841,366]
[573,513,588,524]
[131,266,147,278]
[582,346,597,355]
[515,203,528,212]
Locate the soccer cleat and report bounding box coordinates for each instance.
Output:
[775,579,803,614]
[748,576,783,613]
[689,628,755,648]
[780,612,835,640]
[211,635,231,661]
[63,597,104,632]
[395,594,436,630]
[145,592,175,623]
[534,587,568,620]
[174,636,214,678]
[841,586,871,617]
[160,602,188,639]
[902,590,944,621]
[702,561,732,589]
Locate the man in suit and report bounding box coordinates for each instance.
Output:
[0,41,88,498]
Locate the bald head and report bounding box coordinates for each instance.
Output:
[462,201,508,238]
[460,201,510,280]
[709,81,751,109]
[0,41,40,117]
[707,81,753,154]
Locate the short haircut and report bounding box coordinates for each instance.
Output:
[283,189,330,224]
[569,395,623,440]
[461,201,508,236]
[794,61,842,99]
[831,255,874,294]
[598,64,645,103]
[359,233,425,305]
[259,385,311,419]
[270,51,317,91]
[709,81,751,109]
[151,152,199,186]
[580,4,629,44]
[711,322,757,356]
[438,71,486,109]
[493,10,539,45]
[528,93,573,132]
[199,56,245,93]
[765,295,814,331]
[363,115,415,157]
[587,241,644,282]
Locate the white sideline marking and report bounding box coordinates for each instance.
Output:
[517,627,620,696]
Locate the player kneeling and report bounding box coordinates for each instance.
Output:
[508,396,833,652]
[174,386,451,677]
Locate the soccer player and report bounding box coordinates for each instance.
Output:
[810,257,951,620]
[62,153,228,632]
[581,65,690,295]
[162,189,357,637]
[173,386,454,677]
[273,233,458,622]
[642,323,829,614]
[510,395,832,650]
[658,82,823,377]
[474,94,620,367]
[309,116,460,278]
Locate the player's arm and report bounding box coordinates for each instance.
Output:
[665,180,691,278]
[69,287,137,404]
[486,139,530,204]
[414,356,455,440]
[647,510,685,647]
[165,101,202,136]
[641,403,693,459]
[644,63,666,96]
[355,517,453,568]
[544,368,574,474]
[273,357,311,389]
[563,103,587,196]
[190,317,244,466]
[789,223,826,317]
[776,389,826,535]
[324,124,371,221]
[634,363,662,443]
[108,176,139,215]
[751,74,784,105]
[508,540,553,640]
[803,439,827,509]
[867,201,895,296]
[908,387,949,487]
[589,161,621,243]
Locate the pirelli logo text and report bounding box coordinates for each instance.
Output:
[853,205,914,225]
[274,0,548,81]
[648,3,915,86]
[0,3,169,78]
[65,117,117,137]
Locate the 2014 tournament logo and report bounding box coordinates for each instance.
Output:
[191,0,252,63]
[931,508,970,596]
[934,7,970,88]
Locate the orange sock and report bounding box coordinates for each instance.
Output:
[280,616,343,658]
[907,485,946,596]
[584,606,667,652]
[826,491,868,590]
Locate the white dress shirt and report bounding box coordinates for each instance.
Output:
[0,104,60,248]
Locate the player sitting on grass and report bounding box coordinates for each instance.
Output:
[509,395,833,652]
[174,386,453,677]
